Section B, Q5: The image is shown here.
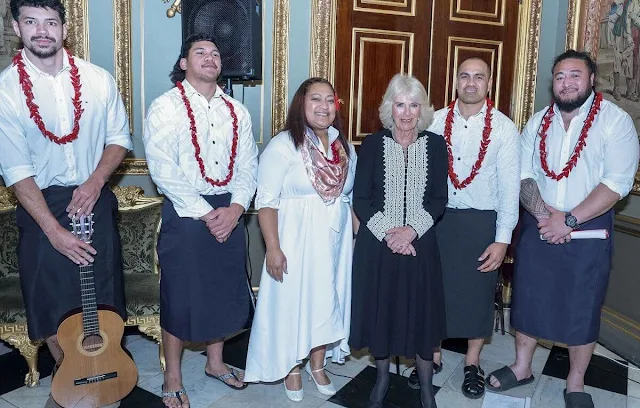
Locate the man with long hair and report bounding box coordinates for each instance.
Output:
[143,33,258,407]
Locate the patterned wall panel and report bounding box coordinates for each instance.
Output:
[354,0,416,16]
[349,29,414,141]
[444,37,503,108]
[450,0,505,26]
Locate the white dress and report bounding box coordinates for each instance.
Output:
[244,128,357,383]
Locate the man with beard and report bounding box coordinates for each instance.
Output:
[143,33,258,407]
[405,57,520,399]
[0,1,131,406]
[486,50,639,407]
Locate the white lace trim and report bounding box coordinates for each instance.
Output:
[366,136,433,241]
[406,137,434,238]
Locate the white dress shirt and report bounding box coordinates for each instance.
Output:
[0,49,132,188]
[429,100,521,244]
[521,92,639,211]
[143,80,258,219]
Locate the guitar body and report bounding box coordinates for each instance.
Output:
[51,309,138,408]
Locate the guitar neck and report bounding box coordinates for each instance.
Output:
[79,263,100,336]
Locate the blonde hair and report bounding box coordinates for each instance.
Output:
[378,74,434,132]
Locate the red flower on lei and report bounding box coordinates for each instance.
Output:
[443,98,493,189]
[13,49,84,144]
[176,81,238,187]
[538,92,603,180]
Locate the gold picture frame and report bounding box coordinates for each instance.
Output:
[566,0,640,195]
[62,0,140,174]
[309,0,543,131]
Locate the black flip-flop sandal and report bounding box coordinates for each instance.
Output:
[205,367,248,390]
[162,385,187,407]
[485,365,535,392]
[564,388,594,408]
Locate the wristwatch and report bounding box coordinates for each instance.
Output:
[564,212,580,229]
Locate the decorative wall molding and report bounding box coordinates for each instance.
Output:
[114,0,134,135]
[271,0,289,136]
[310,0,336,82]
[63,0,89,59]
[510,0,542,130]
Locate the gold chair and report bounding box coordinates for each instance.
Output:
[0,186,43,387]
[113,186,165,371]
[0,185,165,387]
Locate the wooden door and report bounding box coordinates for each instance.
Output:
[334,0,520,144]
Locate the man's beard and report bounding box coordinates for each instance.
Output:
[27,36,60,59]
[553,87,592,112]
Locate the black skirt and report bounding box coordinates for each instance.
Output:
[436,208,498,338]
[350,226,446,359]
[510,210,613,345]
[158,193,251,342]
[17,185,126,340]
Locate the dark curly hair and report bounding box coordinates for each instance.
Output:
[282,77,349,155]
[169,33,219,84]
[10,0,66,24]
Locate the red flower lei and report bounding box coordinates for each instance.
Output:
[323,140,342,165]
[13,49,84,145]
[538,92,603,181]
[443,98,493,189]
[176,81,238,187]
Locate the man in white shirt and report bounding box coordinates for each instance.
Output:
[143,33,258,407]
[487,50,639,407]
[406,57,520,399]
[0,1,131,406]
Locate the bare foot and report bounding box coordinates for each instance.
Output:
[205,362,245,388]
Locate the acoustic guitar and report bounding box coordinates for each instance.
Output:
[51,214,138,408]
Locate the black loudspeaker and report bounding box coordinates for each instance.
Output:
[181,0,262,80]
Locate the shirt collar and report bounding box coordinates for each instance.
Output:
[181,79,225,100]
[453,99,488,119]
[552,91,595,116]
[20,48,71,79]
[305,126,340,146]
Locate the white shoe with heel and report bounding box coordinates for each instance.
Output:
[304,361,336,396]
[284,372,304,402]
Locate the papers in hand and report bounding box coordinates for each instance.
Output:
[539,229,609,241]
[481,392,531,408]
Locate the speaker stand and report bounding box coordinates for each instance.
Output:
[222,77,234,98]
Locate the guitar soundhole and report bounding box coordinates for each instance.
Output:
[82,334,104,352]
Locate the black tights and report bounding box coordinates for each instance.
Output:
[415,354,437,408]
[370,355,437,407]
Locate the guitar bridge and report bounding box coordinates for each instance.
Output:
[74,371,118,385]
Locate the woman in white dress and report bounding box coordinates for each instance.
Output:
[244,78,357,402]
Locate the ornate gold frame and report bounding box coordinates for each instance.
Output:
[272,0,290,136]
[309,0,542,131]
[566,0,640,195]
[62,0,141,175]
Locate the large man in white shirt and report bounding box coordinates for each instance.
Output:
[0,0,131,387]
[143,33,258,407]
[487,50,639,407]
[405,57,520,399]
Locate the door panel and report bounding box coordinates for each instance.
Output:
[334,0,520,144]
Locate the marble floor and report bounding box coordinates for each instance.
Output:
[0,313,638,407]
